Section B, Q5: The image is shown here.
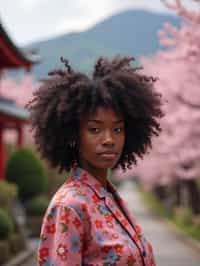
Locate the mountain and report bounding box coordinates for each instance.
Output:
[25,9,181,79]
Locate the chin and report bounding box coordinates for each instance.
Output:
[97,161,118,170]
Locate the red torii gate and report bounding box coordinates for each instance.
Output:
[0,21,39,179]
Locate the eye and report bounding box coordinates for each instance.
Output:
[114,127,124,133]
[88,127,101,133]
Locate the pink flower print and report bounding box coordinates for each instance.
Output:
[106,220,114,228]
[95,220,103,229]
[114,210,122,218]
[39,247,49,259]
[127,254,136,266]
[135,224,143,236]
[73,217,81,229]
[81,203,88,213]
[56,243,68,261]
[121,219,128,227]
[60,207,70,224]
[105,213,113,222]
[101,245,112,253]
[74,183,81,188]
[112,233,119,239]
[92,193,100,204]
[46,223,56,234]
[114,244,123,254]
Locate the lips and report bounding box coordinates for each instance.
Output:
[98,152,118,160]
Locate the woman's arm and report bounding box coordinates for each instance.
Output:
[37,203,83,266]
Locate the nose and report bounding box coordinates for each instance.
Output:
[102,130,114,146]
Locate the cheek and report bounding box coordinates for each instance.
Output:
[118,135,125,150]
[79,133,98,155]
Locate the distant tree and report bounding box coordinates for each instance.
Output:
[117,1,200,210]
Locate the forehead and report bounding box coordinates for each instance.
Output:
[84,107,123,122]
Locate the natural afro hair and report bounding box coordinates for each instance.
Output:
[26,56,164,173]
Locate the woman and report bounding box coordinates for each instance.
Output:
[26,56,164,266]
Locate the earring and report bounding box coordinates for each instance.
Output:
[69,141,79,168]
[69,140,76,149]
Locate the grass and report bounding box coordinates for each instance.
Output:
[135,182,200,242]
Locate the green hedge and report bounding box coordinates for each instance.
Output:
[26,195,49,217]
[0,181,18,209]
[0,208,14,240]
[6,147,48,200]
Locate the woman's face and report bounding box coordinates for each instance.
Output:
[78,107,125,172]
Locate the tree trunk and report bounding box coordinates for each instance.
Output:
[187,179,200,214]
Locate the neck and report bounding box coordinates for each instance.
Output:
[79,161,108,189]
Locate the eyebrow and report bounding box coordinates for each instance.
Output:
[87,119,124,124]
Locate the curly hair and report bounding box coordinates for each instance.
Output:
[26,56,164,173]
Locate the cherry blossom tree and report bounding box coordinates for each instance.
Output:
[117,0,200,207]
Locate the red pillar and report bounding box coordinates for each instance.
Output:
[17,125,23,147]
[0,124,5,180]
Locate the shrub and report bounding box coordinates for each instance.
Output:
[46,166,68,197]
[26,195,49,217]
[136,183,172,218]
[192,214,200,229]
[0,208,14,240]
[5,147,48,200]
[173,207,193,226]
[8,232,25,254]
[0,240,10,265]
[0,181,18,209]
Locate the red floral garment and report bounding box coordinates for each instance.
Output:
[38,168,155,266]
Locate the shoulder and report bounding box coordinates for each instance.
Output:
[52,179,93,204]
[46,179,94,220]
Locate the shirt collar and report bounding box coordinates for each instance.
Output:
[70,167,119,199]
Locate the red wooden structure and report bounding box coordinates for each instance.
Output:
[0,21,39,179]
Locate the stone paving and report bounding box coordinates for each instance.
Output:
[20,239,37,266]
[119,180,200,266]
[22,180,200,266]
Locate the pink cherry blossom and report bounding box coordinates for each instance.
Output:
[116,1,200,187]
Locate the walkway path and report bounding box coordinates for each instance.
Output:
[22,180,200,266]
[119,180,200,266]
[20,239,37,266]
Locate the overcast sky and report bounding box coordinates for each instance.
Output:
[0,0,198,45]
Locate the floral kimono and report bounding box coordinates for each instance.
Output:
[38,167,155,266]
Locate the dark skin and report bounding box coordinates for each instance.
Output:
[78,107,125,189]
